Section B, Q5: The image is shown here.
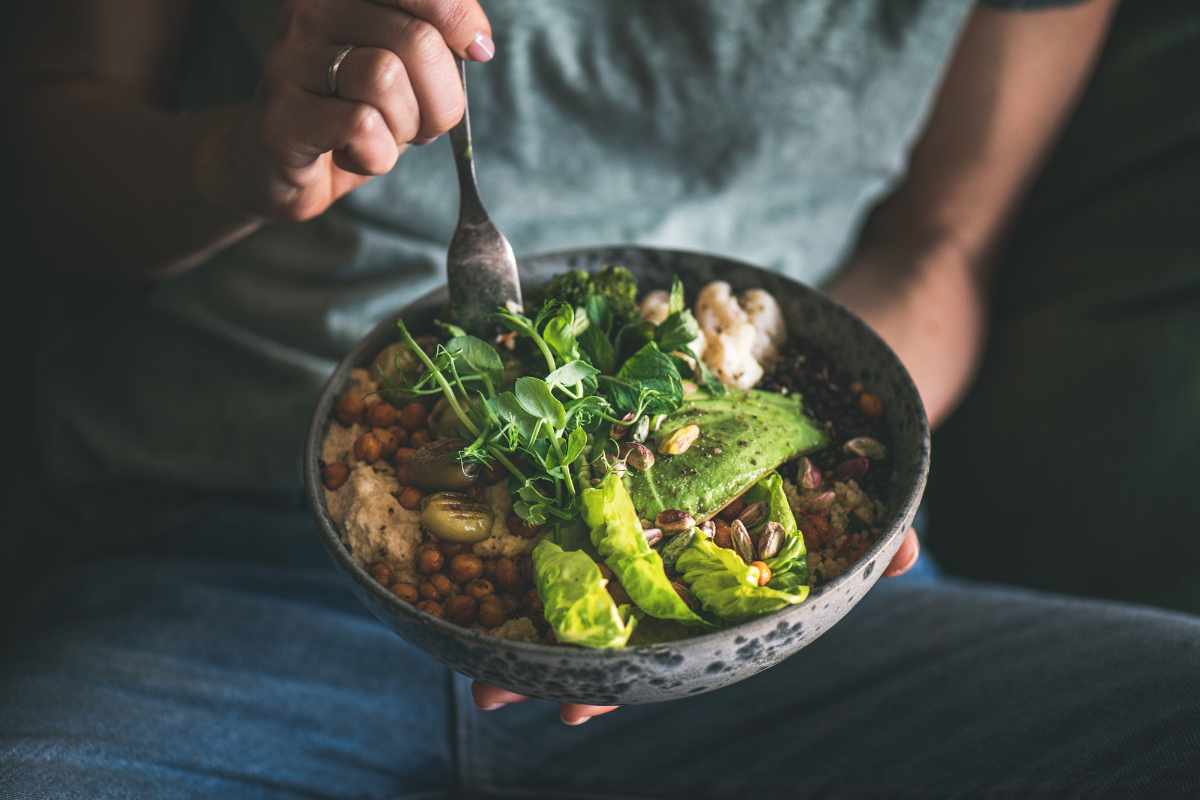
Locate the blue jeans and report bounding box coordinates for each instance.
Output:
[2,499,1198,798]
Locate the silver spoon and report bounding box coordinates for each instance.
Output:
[446,58,522,336]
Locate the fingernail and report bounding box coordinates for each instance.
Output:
[561,715,588,727]
[466,32,495,62]
[413,136,440,146]
[479,702,504,712]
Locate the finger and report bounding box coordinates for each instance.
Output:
[560,704,620,726]
[285,45,422,145]
[883,527,920,578]
[259,83,400,178]
[472,682,530,711]
[323,8,465,139]
[364,0,494,61]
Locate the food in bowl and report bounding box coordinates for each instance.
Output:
[319,266,891,648]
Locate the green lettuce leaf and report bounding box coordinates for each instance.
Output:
[532,539,637,649]
[581,473,708,627]
[675,536,809,621]
[743,472,808,590]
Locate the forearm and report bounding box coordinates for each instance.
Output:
[15,82,260,279]
[829,1,1116,427]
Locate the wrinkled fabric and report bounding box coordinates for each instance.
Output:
[38,1,975,495]
[2,501,1198,799]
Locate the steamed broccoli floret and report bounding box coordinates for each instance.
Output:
[539,265,640,325]
[589,266,639,322]
[540,269,592,310]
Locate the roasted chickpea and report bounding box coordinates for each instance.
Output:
[334,392,365,426]
[353,432,382,464]
[416,600,444,618]
[366,402,398,428]
[524,589,544,615]
[321,461,350,491]
[416,545,444,575]
[858,392,884,418]
[429,573,453,597]
[444,594,478,625]
[477,596,506,628]
[391,582,419,603]
[388,426,409,447]
[439,541,467,558]
[373,428,400,458]
[448,553,485,584]
[394,446,418,465]
[493,557,521,591]
[419,580,440,601]
[397,486,423,511]
[400,402,428,432]
[409,429,432,448]
[368,561,393,585]
[465,578,494,600]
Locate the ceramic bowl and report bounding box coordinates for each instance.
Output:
[305,246,929,705]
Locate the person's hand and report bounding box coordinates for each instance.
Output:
[473,527,921,725]
[199,0,494,222]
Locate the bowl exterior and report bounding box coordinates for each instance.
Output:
[305,246,929,705]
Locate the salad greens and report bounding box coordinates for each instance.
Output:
[675,536,810,621]
[744,472,809,591]
[383,265,828,648]
[582,474,708,627]
[532,539,637,648]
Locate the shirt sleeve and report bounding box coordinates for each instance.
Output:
[979,0,1086,7]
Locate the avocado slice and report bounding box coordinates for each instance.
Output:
[624,390,828,521]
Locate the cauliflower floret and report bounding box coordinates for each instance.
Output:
[486,617,541,642]
[739,288,787,365]
[471,482,535,558]
[704,324,764,390]
[327,464,421,583]
[693,281,787,389]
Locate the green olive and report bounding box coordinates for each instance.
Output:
[408,439,480,490]
[421,492,494,543]
[372,343,421,386]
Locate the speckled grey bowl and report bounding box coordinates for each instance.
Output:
[305,246,929,705]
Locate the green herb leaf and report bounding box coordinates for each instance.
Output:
[495,391,539,440]
[580,326,616,374]
[610,343,684,416]
[564,425,588,465]
[444,335,503,385]
[668,277,686,315]
[655,309,702,355]
[542,305,584,363]
[515,376,567,429]
[546,360,600,392]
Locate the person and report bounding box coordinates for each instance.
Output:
[4,0,1198,796]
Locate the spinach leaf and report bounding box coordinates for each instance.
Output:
[533,539,637,648]
[580,326,616,374]
[655,309,702,355]
[608,343,683,416]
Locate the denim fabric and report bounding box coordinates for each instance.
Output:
[2,501,1197,798]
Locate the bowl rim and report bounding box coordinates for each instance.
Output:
[304,244,930,660]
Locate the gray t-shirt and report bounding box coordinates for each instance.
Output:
[39,1,976,494]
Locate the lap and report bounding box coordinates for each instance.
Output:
[3,521,1199,799]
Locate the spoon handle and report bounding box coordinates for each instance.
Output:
[448,58,488,225]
